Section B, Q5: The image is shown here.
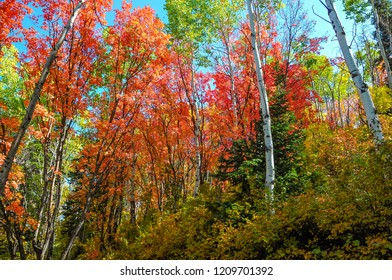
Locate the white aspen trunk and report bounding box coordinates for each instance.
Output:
[324,0,384,144]
[191,66,202,197]
[0,0,87,196]
[371,0,392,89]
[246,0,275,203]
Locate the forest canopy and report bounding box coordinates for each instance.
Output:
[0,0,391,260]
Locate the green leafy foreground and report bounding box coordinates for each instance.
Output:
[66,128,392,260]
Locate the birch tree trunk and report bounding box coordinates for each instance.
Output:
[190,65,203,197]
[246,0,275,203]
[324,0,384,144]
[0,0,87,196]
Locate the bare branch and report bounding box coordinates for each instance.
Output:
[312,5,331,24]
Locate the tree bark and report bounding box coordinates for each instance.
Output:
[129,154,137,226]
[61,183,94,260]
[190,66,203,197]
[324,0,384,144]
[0,0,87,196]
[370,0,392,89]
[176,52,203,197]
[40,119,71,259]
[246,0,275,204]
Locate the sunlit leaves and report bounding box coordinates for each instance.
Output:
[0,46,24,120]
[0,0,31,49]
[0,0,391,260]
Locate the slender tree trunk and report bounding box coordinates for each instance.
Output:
[33,124,52,253]
[5,228,16,260]
[15,226,26,259]
[329,85,338,128]
[311,81,324,121]
[247,0,275,204]
[222,30,239,127]
[175,52,203,197]
[337,87,344,127]
[190,67,202,197]
[336,76,344,127]
[371,0,392,89]
[0,0,87,196]
[40,119,71,259]
[111,193,122,237]
[373,0,392,68]
[129,154,137,226]
[324,0,384,144]
[61,149,108,259]
[106,193,118,244]
[1,203,17,259]
[346,99,351,127]
[61,184,94,260]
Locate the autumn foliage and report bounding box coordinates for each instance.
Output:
[0,0,391,260]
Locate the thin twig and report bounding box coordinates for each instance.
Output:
[318,0,328,10]
[349,22,357,48]
[312,5,331,24]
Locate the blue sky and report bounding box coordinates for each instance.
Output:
[302,1,358,57]
[18,0,363,59]
[125,0,358,58]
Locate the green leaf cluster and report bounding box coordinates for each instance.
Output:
[0,46,24,118]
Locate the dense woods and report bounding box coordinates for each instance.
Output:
[0,0,391,260]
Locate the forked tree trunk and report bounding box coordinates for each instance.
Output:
[0,0,87,196]
[246,0,275,204]
[324,0,384,144]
